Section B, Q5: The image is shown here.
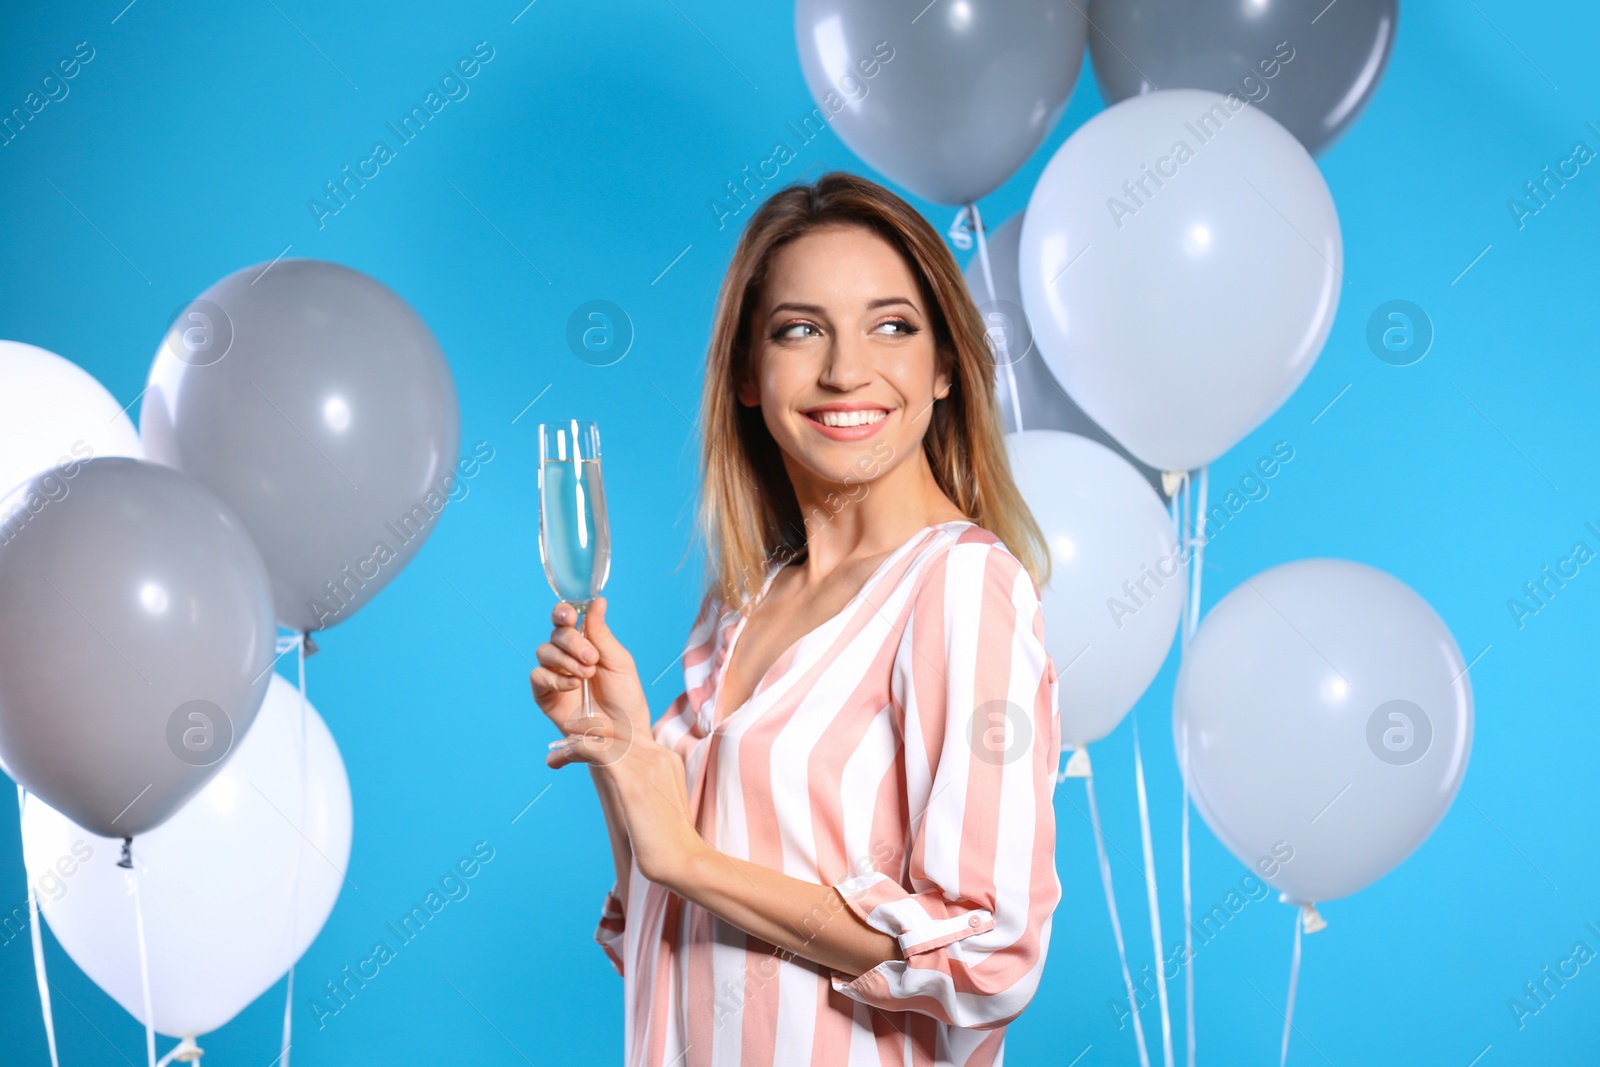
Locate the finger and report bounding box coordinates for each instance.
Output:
[554,718,633,767]
[529,666,582,697]
[547,730,608,768]
[547,737,580,769]
[530,665,576,694]
[559,712,623,739]
[551,626,599,667]
[584,597,633,666]
[545,734,618,770]
[536,640,595,679]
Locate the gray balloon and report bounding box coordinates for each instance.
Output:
[141,259,461,633]
[1087,0,1397,155]
[0,458,275,838]
[795,0,1088,206]
[964,212,1170,499]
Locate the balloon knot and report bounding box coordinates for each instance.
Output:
[117,836,133,869]
[173,1034,204,1063]
[303,631,320,657]
[1160,470,1189,496]
[1058,745,1092,780]
[1300,901,1327,934]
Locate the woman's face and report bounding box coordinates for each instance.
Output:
[739,223,950,494]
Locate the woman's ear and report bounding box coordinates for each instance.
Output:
[736,374,760,407]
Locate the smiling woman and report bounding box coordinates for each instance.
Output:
[529,172,1060,1067]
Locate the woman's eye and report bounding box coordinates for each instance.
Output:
[775,322,818,340]
[877,318,918,335]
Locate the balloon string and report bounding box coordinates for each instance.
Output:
[1187,466,1208,641]
[1171,474,1190,652]
[1167,474,1195,1067]
[1280,908,1304,1067]
[1163,467,1207,1067]
[128,861,157,1067]
[1180,717,1194,1067]
[1084,769,1152,1067]
[966,200,1024,435]
[1132,719,1175,1067]
[279,629,312,1067]
[1179,466,1206,1067]
[18,786,61,1067]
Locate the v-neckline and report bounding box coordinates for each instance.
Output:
[705,520,973,733]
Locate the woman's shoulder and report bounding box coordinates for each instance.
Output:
[901,519,1036,604]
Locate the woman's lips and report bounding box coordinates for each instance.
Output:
[803,407,890,441]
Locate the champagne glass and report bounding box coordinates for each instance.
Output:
[537,419,611,729]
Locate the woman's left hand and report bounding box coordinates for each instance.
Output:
[551,716,705,890]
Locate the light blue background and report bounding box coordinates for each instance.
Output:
[2,1,1597,1063]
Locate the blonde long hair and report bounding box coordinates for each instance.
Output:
[696,171,1050,611]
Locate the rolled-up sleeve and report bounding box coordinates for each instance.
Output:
[594,883,627,976]
[829,539,1061,1030]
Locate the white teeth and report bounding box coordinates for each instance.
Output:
[814,409,887,427]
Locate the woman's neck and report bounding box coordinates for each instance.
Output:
[782,449,967,579]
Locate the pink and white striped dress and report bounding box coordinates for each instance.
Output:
[595,520,1061,1066]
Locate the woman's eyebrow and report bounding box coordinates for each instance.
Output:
[768,301,826,318]
[767,296,918,318]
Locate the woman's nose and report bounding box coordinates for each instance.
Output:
[820,336,871,390]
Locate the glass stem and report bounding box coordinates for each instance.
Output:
[577,604,593,721]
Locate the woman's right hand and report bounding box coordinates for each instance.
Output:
[529,597,651,760]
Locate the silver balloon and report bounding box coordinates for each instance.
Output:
[965,212,1169,499]
[1087,0,1397,155]
[0,458,275,838]
[1174,559,1472,904]
[795,0,1087,205]
[141,259,460,633]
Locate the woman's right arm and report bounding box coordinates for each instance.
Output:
[532,594,714,939]
[590,766,634,909]
[531,597,654,917]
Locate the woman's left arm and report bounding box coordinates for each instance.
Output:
[547,603,901,980]
[678,833,905,979]
[553,719,902,978]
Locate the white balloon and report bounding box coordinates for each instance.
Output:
[0,340,141,498]
[1019,89,1342,472]
[966,214,1169,501]
[1007,431,1184,746]
[1174,559,1472,904]
[22,673,351,1038]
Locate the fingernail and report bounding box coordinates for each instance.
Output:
[548,737,574,752]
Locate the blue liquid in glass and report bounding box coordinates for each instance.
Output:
[539,458,610,604]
